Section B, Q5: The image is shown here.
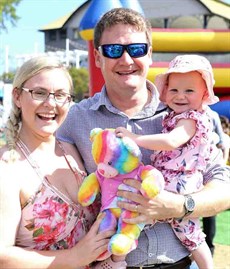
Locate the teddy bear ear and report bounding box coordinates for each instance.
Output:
[90,128,102,141]
[122,137,142,159]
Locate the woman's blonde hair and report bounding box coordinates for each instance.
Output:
[3,56,73,162]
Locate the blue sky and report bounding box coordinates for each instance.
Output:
[0,0,86,74]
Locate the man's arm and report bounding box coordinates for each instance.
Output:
[189,147,230,218]
[117,149,230,223]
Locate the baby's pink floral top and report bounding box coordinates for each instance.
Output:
[151,110,213,194]
[151,110,213,250]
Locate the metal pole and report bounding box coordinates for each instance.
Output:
[66,38,70,67]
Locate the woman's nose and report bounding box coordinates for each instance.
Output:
[44,94,57,106]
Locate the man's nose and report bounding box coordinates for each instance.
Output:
[119,50,134,63]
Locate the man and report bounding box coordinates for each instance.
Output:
[57,8,230,269]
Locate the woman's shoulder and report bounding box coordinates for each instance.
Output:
[57,140,85,172]
[0,145,21,164]
[0,145,24,176]
[0,149,21,192]
[0,146,11,167]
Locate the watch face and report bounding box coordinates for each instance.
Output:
[186,195,195,211]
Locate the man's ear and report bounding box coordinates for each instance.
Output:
[148,45,152,65]
[94,48,101,68]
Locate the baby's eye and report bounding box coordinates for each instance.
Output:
[169,88,178,93]
[108,161,112,165]
[186,89,194,93]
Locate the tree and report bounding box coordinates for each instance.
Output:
[0,71,15,82]
[0,67,89,101]
[69,67,89,102]
[0,0,21,32]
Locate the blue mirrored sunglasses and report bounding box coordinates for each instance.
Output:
[98,43,148,59]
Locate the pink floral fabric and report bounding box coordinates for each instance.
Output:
[16,177,99,252]
[151,110,213,194]
[151,109,213,250]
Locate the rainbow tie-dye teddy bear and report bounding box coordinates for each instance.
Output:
[78,128,164,258]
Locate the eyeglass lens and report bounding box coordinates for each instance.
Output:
[100,43,148,59]
[33,89,70,102]
[23,87,71,103]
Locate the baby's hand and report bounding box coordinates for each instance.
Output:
[115,127,133,139]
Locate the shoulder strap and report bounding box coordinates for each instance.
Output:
[56,140,86,187]
[16,139,44,181]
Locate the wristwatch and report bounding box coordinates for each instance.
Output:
[183,194,195,218]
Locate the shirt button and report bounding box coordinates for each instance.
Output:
[149,253,153,258]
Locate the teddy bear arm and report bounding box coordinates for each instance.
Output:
[78,172,100,206]
[139,166,165,198]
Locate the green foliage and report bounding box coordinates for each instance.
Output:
[214,210,230,245]
[0,66,89,102]
[0,71,15,82]
[68,67,89,102]
[0,0,21,32]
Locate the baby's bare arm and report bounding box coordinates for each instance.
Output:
[116,119,196,151]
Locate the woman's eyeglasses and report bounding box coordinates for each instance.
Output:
[98,43,148,59]
[21,87,72,104]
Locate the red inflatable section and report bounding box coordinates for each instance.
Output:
[88,41,104,95]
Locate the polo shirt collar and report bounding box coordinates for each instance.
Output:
[90,80,166,118]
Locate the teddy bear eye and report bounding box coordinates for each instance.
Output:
[108,161,112,165]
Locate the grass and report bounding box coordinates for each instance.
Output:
[214,210,230,245]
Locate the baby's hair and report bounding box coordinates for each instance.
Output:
[2,56,73,162]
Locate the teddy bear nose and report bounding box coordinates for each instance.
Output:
[99,169,105,175]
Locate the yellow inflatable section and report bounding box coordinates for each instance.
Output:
[148,63,230,93]
[151,29,230,52]
[148,29,230,97]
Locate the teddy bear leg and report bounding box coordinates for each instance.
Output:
[108,210,143,256]
[98,209,117,233]
[96,209,117,261]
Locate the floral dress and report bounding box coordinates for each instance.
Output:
[151,109,214,251]
[16,139,100,268]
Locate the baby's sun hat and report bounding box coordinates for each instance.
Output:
[155,54,219,106]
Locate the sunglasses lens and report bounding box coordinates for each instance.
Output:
[128,44,148,58]
[100,43,148,59]
[101,44,123,58]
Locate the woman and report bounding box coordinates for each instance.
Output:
[0,56,117,269]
